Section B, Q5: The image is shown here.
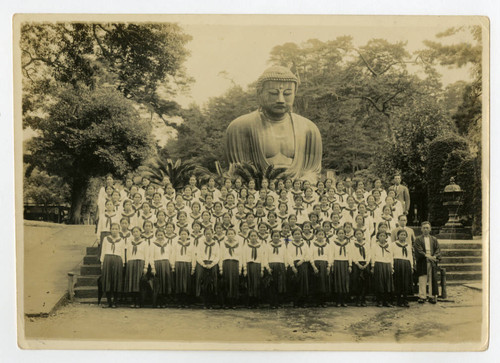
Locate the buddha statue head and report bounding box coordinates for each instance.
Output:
[256,66,299,120]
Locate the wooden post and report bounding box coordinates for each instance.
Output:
[67,272,75,302]
[440,268,447,299]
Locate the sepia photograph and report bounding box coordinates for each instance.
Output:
[13,14,489,351]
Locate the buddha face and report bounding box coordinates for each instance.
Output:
[259,81,296,118]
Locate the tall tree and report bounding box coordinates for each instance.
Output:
[21,22,192,223]
[419,25,482,149]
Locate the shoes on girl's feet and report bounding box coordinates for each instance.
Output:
[377,302,383,307]
[384,302,393,307]
[361,302,367,307]
[403,301,410,307]
[341,303,348,307]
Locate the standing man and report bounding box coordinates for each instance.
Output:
[414,222,441,304]
[393,173,410,215]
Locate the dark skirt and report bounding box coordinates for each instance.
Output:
[287,261,309,297]
[313,260,331,294]
[393,259,413,295]
[269,262,287,294]
[175,261,192,294]
[350,262,370,295]
[195,263,218,297]
[153,259,173,295]
[124,259,145,293]
[222,260,240,298]
[373,261,394,294]
[247,262,262,297]
[101,254,123,293]
[332,260,350,294]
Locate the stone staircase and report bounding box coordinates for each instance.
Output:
[438,239,483,285]
[73,246,100,303]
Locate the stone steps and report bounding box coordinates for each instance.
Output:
[439,241,482,249]
[75,274,100,287]
[83,255,100,265]
[442,249,482,257]
[80,264,101,275]
[440,256,481,264]
[73,246,100,301]
[445,271,482,281]
[438,239,483,282]
[74,285,98,299]
[440,263,482,272]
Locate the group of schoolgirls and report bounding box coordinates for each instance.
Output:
[96,173,415,308]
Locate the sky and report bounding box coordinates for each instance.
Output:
[171,15,480,107]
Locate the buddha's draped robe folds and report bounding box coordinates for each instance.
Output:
[225,110,322,182]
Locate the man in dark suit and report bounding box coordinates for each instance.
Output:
[393,173,410,215]
[414,221,441,304]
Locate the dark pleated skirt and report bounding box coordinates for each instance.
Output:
[223,260,240,298]
[332,260,350,293]
[269,262,287,294]
[195,263,218,297]
[393,259,413,295]
[373,261,394,293]
[350,262,370,295]
[247,262,262,297]
[287,262,309,297]
[314,260,331,294]
[124,259,145,293]
[154,259,173,295]
[101,254,123,293]
[175,261,192,294]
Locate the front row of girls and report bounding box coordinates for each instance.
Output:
[100,218,418,309]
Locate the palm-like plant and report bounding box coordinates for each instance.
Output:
[138,157,211,191]
[231,162,287,189]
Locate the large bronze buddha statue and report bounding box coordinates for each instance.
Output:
[225,66,322,182]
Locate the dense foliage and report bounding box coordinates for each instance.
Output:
[21,22,192,223]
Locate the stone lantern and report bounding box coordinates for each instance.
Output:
[437,177,472,239]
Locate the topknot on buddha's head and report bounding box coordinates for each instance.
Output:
[256,66,299,94]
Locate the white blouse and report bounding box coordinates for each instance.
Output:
[96,211,121,235]
[242,242,268,267]
[286,240,311,266]
[219,238,243,267]
[310,239,333,264]
[332,239,351,262]
[149,238,173,262]
[392,242,414,268]
[266,242,287,264]
[100,235,126,263]
[171,238,197,265]
[371,242,394,266]
[349,241,371,264]
[195,237,220,268]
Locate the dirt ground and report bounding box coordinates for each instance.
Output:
[22,221,95,315]
[23,285,485,349]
